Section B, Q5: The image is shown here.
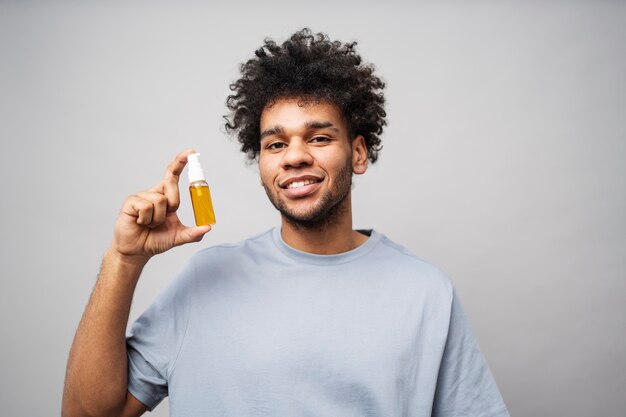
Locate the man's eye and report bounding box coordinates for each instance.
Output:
[310,136,331,143]
[267,142,285,150]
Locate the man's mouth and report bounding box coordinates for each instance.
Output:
[285,179,320,189]
[280,176,323,189]
[279,176,323,198]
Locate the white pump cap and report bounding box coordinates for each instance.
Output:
[187,153,206,183]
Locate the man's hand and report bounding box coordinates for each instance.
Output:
[111,149,211,262]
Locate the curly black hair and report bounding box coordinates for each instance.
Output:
[224,28,386,163]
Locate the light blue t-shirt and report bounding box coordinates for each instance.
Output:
[126,228,509,416]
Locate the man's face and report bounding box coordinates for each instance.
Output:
[258,98,368,228]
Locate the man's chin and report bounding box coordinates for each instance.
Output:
[280,208,324,225]
[278,199,346,231]
[282,212,330,230]
[266,184,351,231]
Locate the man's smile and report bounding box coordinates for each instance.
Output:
[286,179,318,189]
[279,175,323,189]
[279,175,324,198]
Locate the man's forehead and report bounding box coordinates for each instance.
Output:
[260,98,345,130]
[263,95,336,109]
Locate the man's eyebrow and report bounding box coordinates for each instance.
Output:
[260,121,340,140]
[305,120,340,132]
[260,126,284,140]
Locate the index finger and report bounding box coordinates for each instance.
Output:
[148,149,196,212]
[163,149,197,183]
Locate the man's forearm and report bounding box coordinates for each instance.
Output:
[62,248,147,417]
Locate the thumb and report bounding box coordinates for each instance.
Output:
[174,225,212,247]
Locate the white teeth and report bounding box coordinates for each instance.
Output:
[286,179,316,189]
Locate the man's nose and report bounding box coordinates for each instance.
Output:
[280,139,313,168]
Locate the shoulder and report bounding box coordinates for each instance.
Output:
[180,229,278,285]
[370,231,454,297]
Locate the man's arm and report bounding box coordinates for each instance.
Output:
[62,150,211,417]
[62,249,148,417]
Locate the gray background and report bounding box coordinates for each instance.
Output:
[1,1,624,416]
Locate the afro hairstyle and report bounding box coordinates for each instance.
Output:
[224,28,387,163]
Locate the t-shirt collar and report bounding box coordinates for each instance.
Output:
[271,227,381,266]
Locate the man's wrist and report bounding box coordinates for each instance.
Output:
[104,246,151,270]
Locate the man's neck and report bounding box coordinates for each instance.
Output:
[280,202,368,255]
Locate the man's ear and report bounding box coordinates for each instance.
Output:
[352,135,368,175]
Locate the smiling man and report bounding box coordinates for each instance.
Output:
[62,29,509,417]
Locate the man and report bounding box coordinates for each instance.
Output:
[62,29,509,417]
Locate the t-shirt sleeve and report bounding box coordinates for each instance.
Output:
[125,258,196,410]
[432,288,510,417]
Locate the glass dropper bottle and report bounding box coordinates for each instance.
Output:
[187,153,216,226]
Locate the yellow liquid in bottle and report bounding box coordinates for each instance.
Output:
[189,182,216,226]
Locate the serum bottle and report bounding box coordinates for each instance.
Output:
[187,153,216,226]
